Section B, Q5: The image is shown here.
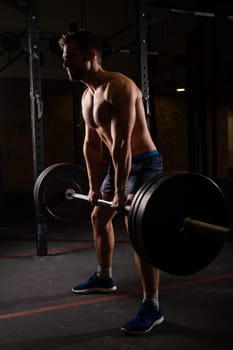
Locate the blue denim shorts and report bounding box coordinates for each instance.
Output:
[100,150,163,195]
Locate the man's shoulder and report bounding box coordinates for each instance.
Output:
[104,74,142,105]
[106,73,139,95]
[110,72,134,85]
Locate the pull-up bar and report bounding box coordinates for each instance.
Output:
[148,5,233,21]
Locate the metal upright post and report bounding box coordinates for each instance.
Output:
[138,0,150,124]
[26,0,47,256]
[138,0,157,143]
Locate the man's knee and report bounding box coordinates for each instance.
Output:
[91,207,113,227]
[91,208,100,225]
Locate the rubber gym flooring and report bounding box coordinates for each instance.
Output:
[0,209,232,350]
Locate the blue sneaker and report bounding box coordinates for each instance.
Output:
[72,272,117,294]
[121,302,164,335]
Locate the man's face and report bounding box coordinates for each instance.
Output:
[62,42,88,82]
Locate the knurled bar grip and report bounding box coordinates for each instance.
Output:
[71,192,131,212]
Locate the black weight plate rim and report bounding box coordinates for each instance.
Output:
[33,163,74,206]
[128,171,179,260]
[43,164,88,221]
[132,172,183,264]
[156,173,225,274]
[134,172,227,275]
[34,163,89,222]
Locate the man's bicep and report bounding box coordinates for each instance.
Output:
[111,89,136,138]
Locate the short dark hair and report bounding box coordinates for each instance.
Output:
[58,30,102,63]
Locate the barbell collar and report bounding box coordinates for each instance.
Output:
[184,217,233,242]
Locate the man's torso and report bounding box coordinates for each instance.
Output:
[82,72,156,156]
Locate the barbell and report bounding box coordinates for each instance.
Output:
[33,163,233,276]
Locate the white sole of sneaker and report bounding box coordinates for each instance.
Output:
[121,315,164,335]
[72,286,118,294]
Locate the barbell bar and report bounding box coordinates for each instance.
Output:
[183,218,233,242]
[64,189,131,211]
[33,163,232,276]
[65,189,233,243]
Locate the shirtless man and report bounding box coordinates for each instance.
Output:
[59,31,164,335]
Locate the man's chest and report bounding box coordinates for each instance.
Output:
[82,92,111,128]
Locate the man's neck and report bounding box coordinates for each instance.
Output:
[81,67,107,93]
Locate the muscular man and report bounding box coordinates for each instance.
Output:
[59,31,164,335]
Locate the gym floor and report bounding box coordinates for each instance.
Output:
[0,211,233,350]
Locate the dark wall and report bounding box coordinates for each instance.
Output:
[0,77,76,193]
[154,95,189,172]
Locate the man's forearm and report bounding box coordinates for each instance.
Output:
[112,146,132,195]
[84,143,103,191]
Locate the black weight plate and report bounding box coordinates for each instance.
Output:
[34,163,89,222]
[131,172,227,276]
[131,171,184,270]
[128,171,177,260]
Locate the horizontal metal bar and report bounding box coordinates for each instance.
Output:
[72,193,112,206]
[184,217,233,242]
[72,192,130,212]
[148,5,233,21]
[103,48,159,55]
[71,193,88,201]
